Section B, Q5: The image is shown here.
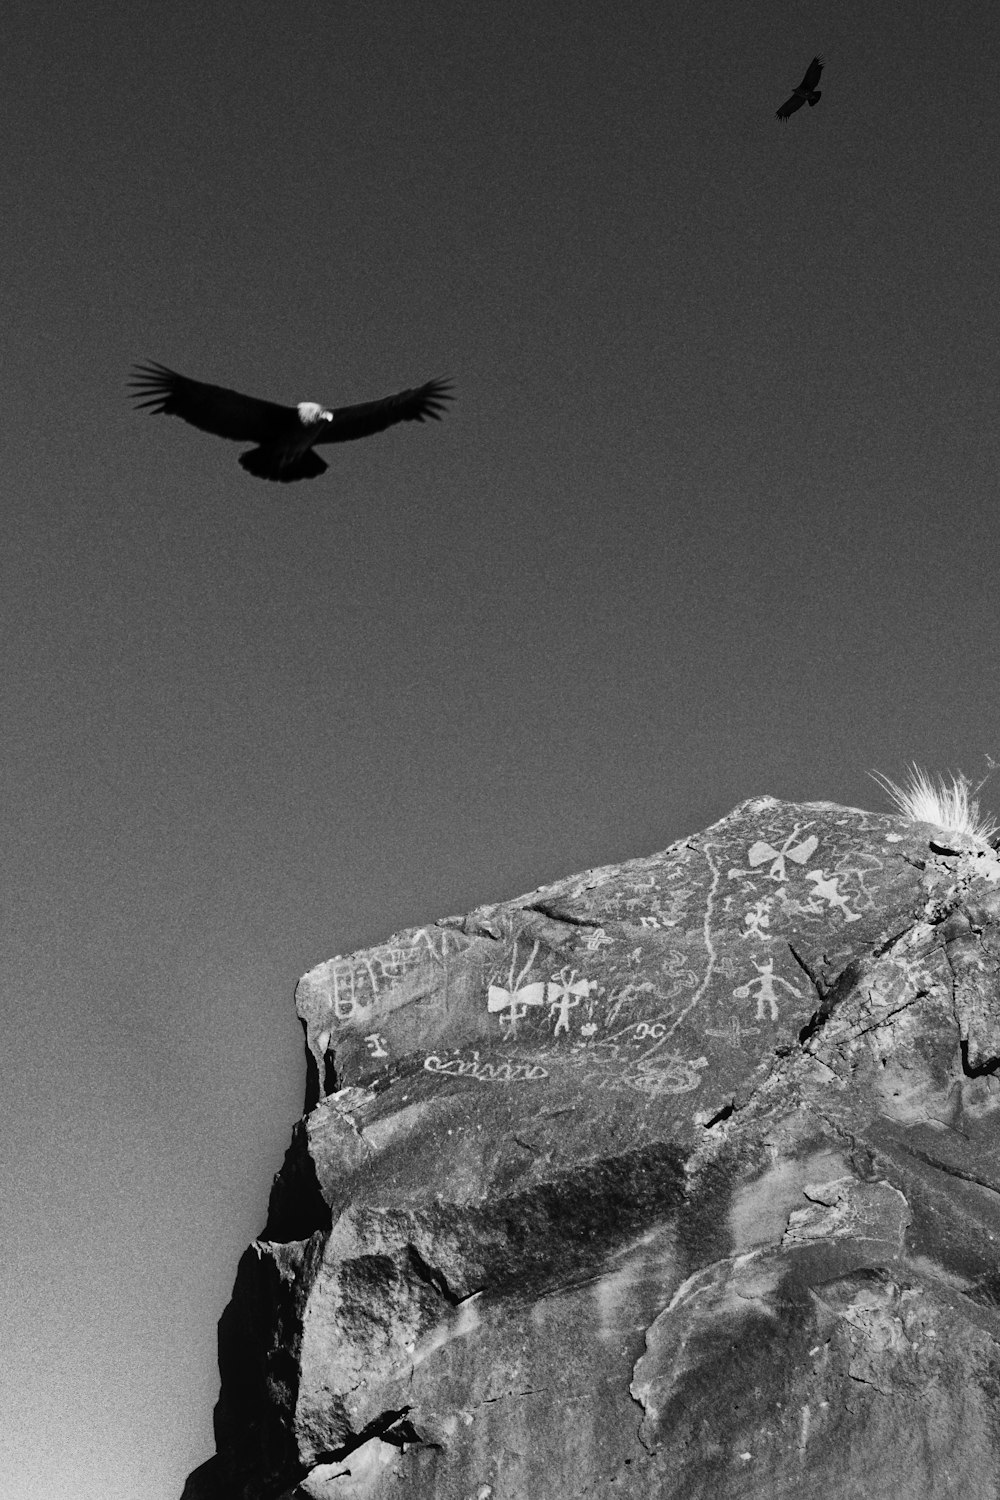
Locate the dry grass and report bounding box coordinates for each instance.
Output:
[869,764,999,843]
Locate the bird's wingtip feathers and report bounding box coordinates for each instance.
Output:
[129,360,178,383]
[419,377,455,421]
[129,361,182,410]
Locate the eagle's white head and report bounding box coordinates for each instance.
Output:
[297,401,334,427]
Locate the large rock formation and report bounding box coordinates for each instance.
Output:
[184,797,1000,1500]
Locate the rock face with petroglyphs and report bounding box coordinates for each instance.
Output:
[183,798,1000,1500]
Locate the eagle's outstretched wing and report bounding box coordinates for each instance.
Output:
[130,363,298,444]
[799,56,823,93]
[318,378,454,446]
[775,91,806,121]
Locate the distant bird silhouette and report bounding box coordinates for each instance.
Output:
[131,363,453,482]
[775,56,823,121]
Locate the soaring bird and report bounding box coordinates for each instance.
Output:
[775,56,823,121]
[130,363,453,482]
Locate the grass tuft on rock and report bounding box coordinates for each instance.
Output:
[870,764,999,843]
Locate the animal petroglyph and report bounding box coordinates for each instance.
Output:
[804,869,863,922]
[423,1053,548,1084]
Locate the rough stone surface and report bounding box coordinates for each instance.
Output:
[184,797,1000,1500]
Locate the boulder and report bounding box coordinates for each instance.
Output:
[184,797,1000,1500]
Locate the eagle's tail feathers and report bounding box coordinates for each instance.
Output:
[239,447,329,482]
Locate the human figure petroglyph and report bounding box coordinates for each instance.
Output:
[546,967,597,1036]
[732,955,806,1021]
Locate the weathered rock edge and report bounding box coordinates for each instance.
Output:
[183,797,1000,1500]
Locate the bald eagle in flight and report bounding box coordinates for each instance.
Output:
[775,56,823,121]
[131,363,453,482]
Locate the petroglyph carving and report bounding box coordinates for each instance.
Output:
[654,883,697,926]
[733,955,806,1021]
[546,967,598,1035]
[578,1053,707,1096]
[632,1053,708,1095]
[746,828,818,882]
[705,1016,762,1047]
[423,1053,548,1083]
[487,940,546,1036]
[831,853,885,909]
[603,979,658,1030]
[659,950,700,989]
[583,927,614,951]
[656,842,723,1042]
[329,960,378,1022]
[326,926,466,1023]
[741,896,774,942]
[804,869,863,922]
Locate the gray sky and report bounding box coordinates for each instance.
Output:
[3,3,999,1497]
